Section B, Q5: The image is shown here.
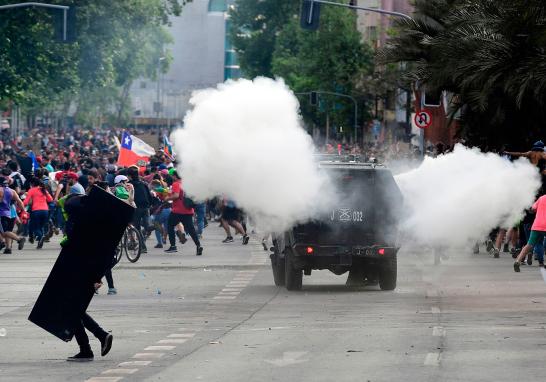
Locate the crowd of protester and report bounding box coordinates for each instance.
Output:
[0,127,252,290]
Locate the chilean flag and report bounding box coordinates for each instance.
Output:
[117,132,156,167]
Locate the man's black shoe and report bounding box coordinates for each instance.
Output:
[527,253,533,265]
[37,237,45,249]
[196,246,203,256]
[67,348,94,362]
[514,261,521,272]
[222,236,234,243]
[28,236,34,244]
[141,247,147,254]
[165,246,178,253]
[3,248,12,254]
[101,333,113,356]
[154,243,163,249]
[242,234,250,245]
[18,237,26,250]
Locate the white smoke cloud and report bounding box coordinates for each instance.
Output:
[395,145,541,247]
[172,77,331,232]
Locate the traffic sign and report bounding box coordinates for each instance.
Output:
[414,110,432,129]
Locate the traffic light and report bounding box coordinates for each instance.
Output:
[310,91,318,106]
[300,0,321,30]
[52,7,76,43]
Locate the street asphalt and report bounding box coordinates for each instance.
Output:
[1,226,546,382]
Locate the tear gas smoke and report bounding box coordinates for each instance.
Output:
[395,145,541,247]
[172,77,331,232]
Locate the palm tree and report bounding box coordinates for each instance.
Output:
[378,0,546,149]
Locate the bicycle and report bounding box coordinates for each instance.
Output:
[114,224,144,265]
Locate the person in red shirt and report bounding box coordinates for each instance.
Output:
[514,190,546,271]
[24,177,53,249]
[54,162,79,183]
[164,171,203,255]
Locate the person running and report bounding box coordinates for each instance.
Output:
[62,191,113,361]
[164,171,202,255]
[514,190,546,272]
[0,177,26,254]
[150,179,171,249]
[220,198,249,244]
[24,177,53,249]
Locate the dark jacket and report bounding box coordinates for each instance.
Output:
[130,179,152,209]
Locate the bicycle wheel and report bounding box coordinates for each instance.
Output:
[124,226,142,263]
[113,234,124,266]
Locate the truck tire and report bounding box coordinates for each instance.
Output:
[271,255,286,286]
[379,258,397,291]
[285,252,302,291]
[346,267,365,286]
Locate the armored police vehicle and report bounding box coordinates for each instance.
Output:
[270,157,403,291]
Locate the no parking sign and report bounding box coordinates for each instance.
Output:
[414,111,432,129]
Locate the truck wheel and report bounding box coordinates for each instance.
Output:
[285,252,302,291]
[379,258,397,291]
[346,267,365,286]
[271,255,285,286]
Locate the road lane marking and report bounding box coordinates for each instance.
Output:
[265,351,309,367]
[432,326,446,337]
[168,333,195,338]
[132,353,165,359]
[157,339,187,344]
[85,378,123,382]
[144,345,176,351]
[424,352,441,366]
[213,295,237,300]
[118,361,151,367]
[238,270,258,273]
[222,288,243,292]
[219,291,240,295]
[101,369,138,375]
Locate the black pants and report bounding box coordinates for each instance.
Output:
[74,313,107,348]
[133,208,150,248]
[104,268,114,289]
[168,213,200,248]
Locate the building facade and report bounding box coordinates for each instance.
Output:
[130,0,239,127]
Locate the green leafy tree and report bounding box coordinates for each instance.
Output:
[0,0,190,127]
[272,5,374,138]
[229,0,298,78]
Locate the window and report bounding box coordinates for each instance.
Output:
[208,0,227,13]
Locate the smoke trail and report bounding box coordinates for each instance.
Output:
[172,77,331,232]
[395,145,541,247]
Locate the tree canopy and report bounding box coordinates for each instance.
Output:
[0,0,190,126]
[230,0,374,138]
[379,0,546,149]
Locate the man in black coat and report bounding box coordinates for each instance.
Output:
[128,166,152,253]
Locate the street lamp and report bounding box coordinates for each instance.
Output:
[296,91,358,146]
[155,56,166,131]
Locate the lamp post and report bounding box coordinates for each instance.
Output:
[297,91,358,146]
[155,56,165,131]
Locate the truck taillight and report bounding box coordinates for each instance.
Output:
[378,248,385,255]
[306,246,314,254]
